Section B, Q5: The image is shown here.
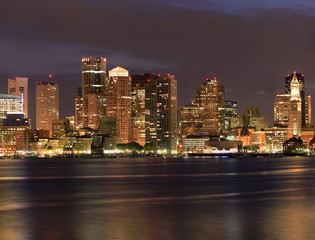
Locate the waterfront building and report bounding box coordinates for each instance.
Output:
[36,82,59,137]
[145,74,177,154]
[289,73,302,136]
[283,137,303,154]
[182,135,210,153]
[8,77,28,117]
[0,94,22,118]
[81,57,106,129]
[52,118,71,139]
[106,66,132,143]
[0,113,29,155]
[265,127,292,152]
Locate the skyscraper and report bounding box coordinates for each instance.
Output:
[145,74,177,154]
[274,93,290,126]
[82,57,106,129]
[131,73,159,146]
[289,73,302,136]
[224,100,238,130]
[75,87,83,130]
[243,107,268,131]
[36,82,59,137]
[8,77,28,117]
[285,72,311,128]
[193,78,225,134]
[106,66,132,144]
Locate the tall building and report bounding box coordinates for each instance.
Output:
[274,93,290,126]
[106,66,132,144]
[0,94,22,118]
[75,87,83,130]
[82,57,106,129]
[193,78,225,134]
[36,82,59,137]
[224,100,238,130]
[285,72,311,128]
[145,74,177,154]
[180,104,204,136]
[305,95,312,128]
[289,73,302,136]
[131,73,159,146]
[243,107,268,131]
[8,77,28,117]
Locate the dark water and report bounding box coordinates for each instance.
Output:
[1,156,315,240]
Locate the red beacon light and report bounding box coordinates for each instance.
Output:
[49,74,52,78]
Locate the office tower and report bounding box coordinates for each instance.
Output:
[75,87,83,130]
[305,95,312,128]
[243,107,268,131]
[82,57,106,129]
[145,74,177,154]
[231,115,243,129]
[36,82,59,137]
[131,73,159,146]
[8,77,28,117]
[224,100,238,130]
[180,104,204,136]
[106,66,131,144]
[193,78,225,134]
[274,93,290,126]
[0,94,22,118]
[285,72,309,128]
[289,73,302,136]
[0,113,29,155]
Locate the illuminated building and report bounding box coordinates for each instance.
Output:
[131,73,159,146]
[274,93,290,126]
[0,113,29,155]
[301,128,314,144]
[52,118,71,139]
[224,100,238,130]
[230,115,243,129]
[8,77,28,117]
[285,72,312,128]
[265,127,292,152]
[82,57,106,129]
[145,74,177,154]
[193,78,225,134]
[243,107,268,131]
[283,137,303,154]
[15,129,49,153]
[180,104,204,136]
[0,94,22,118]
[106,66,132,143]
[305,95,311,128]
[204,137,241,154]
[64,136,93,155]
[182,135,210,153]
[289,73,302,136]
[251,131,266,148]
[99,116,116,136]
[36,82,59,137]
[75,87,83,130]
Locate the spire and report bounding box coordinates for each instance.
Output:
[290,72,300,101]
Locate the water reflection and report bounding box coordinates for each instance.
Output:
[1,157,315,239]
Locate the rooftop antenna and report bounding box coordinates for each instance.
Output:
[49,74,52,83]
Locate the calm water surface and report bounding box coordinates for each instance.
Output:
[1,156,315,240]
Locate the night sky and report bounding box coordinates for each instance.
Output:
[2,0,315,125]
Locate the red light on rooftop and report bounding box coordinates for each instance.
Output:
[214,77,217,80]
[287,75,290,77]
[147,79,150,82]
[302,74,304,77]
[49,74,52,78]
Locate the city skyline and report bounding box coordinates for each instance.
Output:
[2,0,315,125]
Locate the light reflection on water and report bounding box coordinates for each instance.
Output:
[1,157,315,239]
